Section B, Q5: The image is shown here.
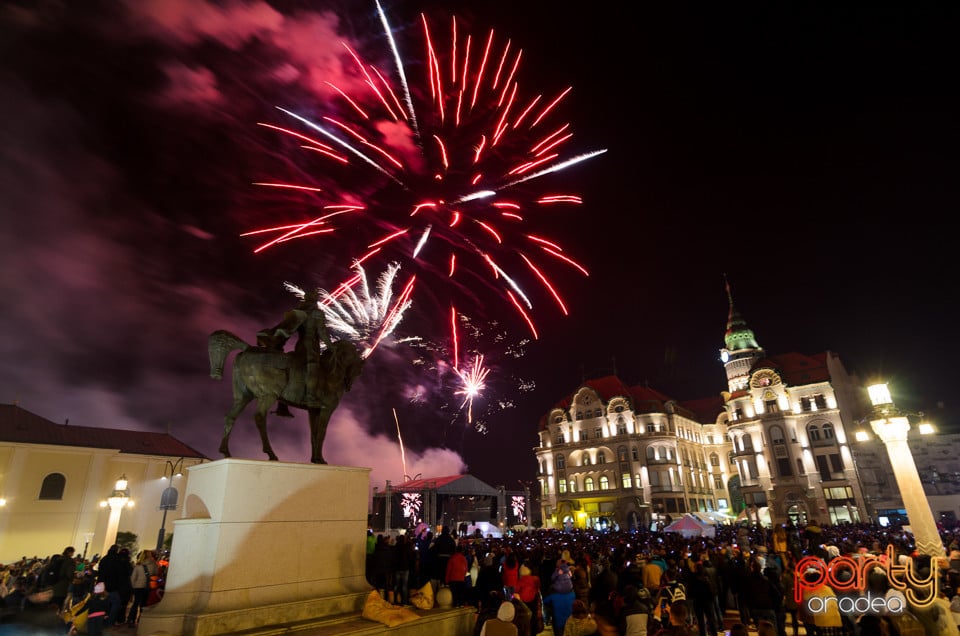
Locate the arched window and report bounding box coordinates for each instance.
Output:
[540,460,547,474]
[822,423,834,439]
[599,475,610,490]
[770,426,786,444]
[632,447,640,461]
[584,477,595,492]
[618,446,628,462]
[742,435,754,450]
[556,455,565,469]
[646,422,656,433]
[39,473,66,500]
[665,448,673,460]
[808,425,821,441]
[622,473,633,488]
[597,452,607,465]
[568,479,577,493]
[582,455,591,466]
[558,479,567,494]
[646,446,656,460]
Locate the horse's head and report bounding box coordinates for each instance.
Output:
[328,341,364,391]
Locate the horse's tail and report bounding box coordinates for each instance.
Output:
[208,329,249,380]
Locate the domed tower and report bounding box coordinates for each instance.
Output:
[719,278,764,393]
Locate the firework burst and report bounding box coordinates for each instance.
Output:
[245,2,606,341]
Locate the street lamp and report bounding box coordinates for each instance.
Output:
[157,458,184,553]
[99,475,134,557]
[858,382,943,557]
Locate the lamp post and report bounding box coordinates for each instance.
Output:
[100,475,133,557]
[82,532,95,560]
[862,382,943,557]
[156,458,184,553]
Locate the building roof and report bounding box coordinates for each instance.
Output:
[0,404,208,459]
[387,474,500,497]
[541,375,724,430]
[752,352,831,385]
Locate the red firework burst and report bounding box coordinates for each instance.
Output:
[243,1,606,340]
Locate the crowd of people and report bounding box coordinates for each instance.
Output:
[0,544,162,634]
[6,519,960,636]
[366,520,960,636]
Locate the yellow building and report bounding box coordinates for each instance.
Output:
[0,404,206,563]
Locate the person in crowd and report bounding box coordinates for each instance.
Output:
[562,599,597,636]
[654,600,698,636]
[480,599,519,636]
[543,566,576,636]
[571,557,590,608]
[446,545,470,608]
[501,551,520,600]
[85,582,110,636]
[511,595,533,636]
[688,562,719,636]
[475,590,506,636]
[744,559,778,628]
[62,574,91,635]
[516,562,542,636]
[619,584,654,636]
[49,546,76,610]
[393,533,415,607]
[371,534,394,602]
[431,526,458,592]
[125,549,157,626]
[94,544,129,628]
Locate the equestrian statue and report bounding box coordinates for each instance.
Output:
[207,290,364,464]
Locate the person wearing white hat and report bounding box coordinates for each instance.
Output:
[479,600,518,636]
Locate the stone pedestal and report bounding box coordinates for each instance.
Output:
[139,459,371,636]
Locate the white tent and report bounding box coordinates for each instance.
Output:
[664,513,716,538]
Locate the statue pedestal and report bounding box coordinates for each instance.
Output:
[139,459,371,636]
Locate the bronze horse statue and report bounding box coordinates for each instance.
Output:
[207,330,364,463]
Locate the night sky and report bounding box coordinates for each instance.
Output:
[1,1,957,493]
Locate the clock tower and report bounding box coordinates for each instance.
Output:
[719,278,764,393]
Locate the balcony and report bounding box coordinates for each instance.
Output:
[649,484,685,493]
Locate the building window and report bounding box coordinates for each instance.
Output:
[822,423,834,439]
[39,473,66,500]
[647,422,656,433]
[556,455,566,469]
[618,447,628,462]
[632,447,640,461]
[714,476,723,490]
[599,476,610,490]
[777,457,793,477]
[540,461,546,474]
[568,479,577,493]
[597,452,607,465]
[765,399,779,413]
[808,425,821,441]
[555,433,565,445]
[582,455,591,466]
[542,481,550,495]
[558,480,567,494]
[770,426,786,445]
[595,427,603,439]
[815,395,827,409]
[618,422,627,435]
[710,453,720,467]
[646,446,656,460]
[622,473,633,489]
[579,430,587,441]
[829,453,844,472]
[796,458,805,475]
[584,477,595,492]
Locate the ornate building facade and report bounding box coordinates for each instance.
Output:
[535,285,870,530]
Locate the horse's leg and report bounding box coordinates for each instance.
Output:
[309,408,329,464]
[254,399,279,461]
[221,393,253,458]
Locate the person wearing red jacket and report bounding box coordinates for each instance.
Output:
[445,545,470,608]
[516,563,543,635]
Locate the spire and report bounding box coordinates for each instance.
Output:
[723,275,760,352]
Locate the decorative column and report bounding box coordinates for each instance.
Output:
[100,475,131,557]
[868,384,944,557]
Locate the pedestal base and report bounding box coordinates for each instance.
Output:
[139,459,371,636]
